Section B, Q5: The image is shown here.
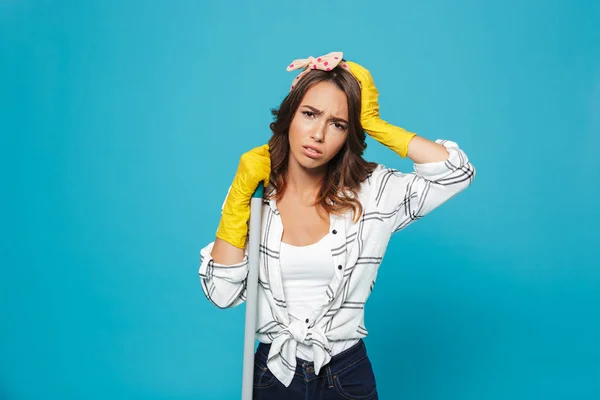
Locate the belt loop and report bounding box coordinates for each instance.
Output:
[326,365,334,388]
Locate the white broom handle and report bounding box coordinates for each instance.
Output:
[241,184,264,400]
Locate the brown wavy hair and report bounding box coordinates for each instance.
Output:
[267,64,378,222]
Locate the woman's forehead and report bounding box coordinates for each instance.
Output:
[302,82,348,116]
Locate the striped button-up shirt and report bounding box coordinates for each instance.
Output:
[199,139,475,387]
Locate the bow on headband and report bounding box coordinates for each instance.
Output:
[286,51,349,90]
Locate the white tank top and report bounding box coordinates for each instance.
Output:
[280,233,358,361]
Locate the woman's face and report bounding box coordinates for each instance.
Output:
[287,81,349,172]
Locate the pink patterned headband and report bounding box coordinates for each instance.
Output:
[286,51,349,90]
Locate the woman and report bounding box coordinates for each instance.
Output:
[199,51,475,399]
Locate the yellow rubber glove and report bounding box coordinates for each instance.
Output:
[216,144,271,249]
[346,61,417,158]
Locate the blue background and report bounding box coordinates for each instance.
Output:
[2,0,599,398]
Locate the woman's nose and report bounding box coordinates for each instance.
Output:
[311,123,326,142]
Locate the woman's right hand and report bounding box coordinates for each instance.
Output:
[215,144,271,249]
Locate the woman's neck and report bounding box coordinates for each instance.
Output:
[285,159,325,205]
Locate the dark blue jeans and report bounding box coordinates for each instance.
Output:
[253,339,378,399]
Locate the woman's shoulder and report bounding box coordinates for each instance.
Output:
[356,163,386,195]
[357,162,414,201]
[360,163,405,187]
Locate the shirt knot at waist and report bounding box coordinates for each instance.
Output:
[287,320,308,343]
[266,321,332,387]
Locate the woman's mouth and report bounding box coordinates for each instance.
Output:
[302,146,323,159]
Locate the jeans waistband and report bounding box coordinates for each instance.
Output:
[255,339,367,377]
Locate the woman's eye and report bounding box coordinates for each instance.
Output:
[334,123,347,131]
[303,111,315,118]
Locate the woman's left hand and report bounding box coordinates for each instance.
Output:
[346,61,416,158]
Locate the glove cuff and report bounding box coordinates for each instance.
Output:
[364,118,416,158]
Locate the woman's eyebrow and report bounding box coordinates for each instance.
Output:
[301,104,348,124]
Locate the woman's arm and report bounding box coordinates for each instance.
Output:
[211,237,246,265]
[406,135,450,164]
[371,139,475,234]
[198,239,248,309]
[198,144,270,309]
[199,226,250,308]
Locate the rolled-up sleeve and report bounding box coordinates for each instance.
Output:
[371,139,476,233]
[198,241,248,309]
